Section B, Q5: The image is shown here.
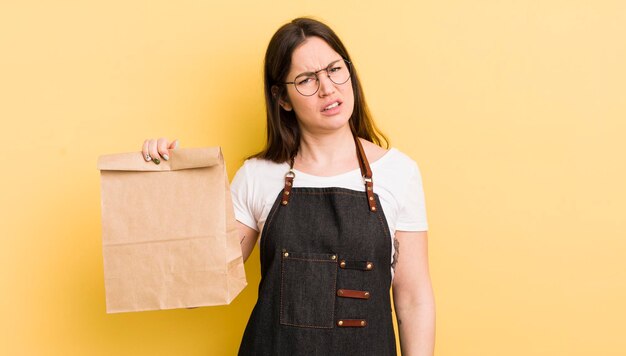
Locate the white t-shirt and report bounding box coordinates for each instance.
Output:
[230,148,428,272]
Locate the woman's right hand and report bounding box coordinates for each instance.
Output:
[142,138,179,164]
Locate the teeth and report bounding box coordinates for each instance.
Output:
[324,102,339,111]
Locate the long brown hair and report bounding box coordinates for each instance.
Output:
[252,17,388,163]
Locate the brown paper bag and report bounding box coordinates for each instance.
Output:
[97,147,247,313]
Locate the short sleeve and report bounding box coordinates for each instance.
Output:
[395,163,429,231]
[230,162,259,231]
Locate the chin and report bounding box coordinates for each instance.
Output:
[297,107,354,133]
[319,115,352,132]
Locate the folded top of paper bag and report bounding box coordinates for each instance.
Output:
[97,147,222,172]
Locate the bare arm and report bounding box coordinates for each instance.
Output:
[392,230,436,356]
[237,221,259,262]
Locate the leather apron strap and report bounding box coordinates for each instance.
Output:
[280,135,377,212]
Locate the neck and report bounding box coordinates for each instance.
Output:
[296,126,357,168]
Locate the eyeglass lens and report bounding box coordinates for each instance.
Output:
[294,60,351,96]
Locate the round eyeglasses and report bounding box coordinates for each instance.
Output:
[282,59,352,96]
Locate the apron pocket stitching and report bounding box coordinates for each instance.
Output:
[279,251,337,328]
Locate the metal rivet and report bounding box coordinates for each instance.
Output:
[284,252,289,257]
[366,262,373,270]
[331,255,337,260]
[360,320,366,326]
[282,200,288,205]
[371,206,376,211]
[369,196,374,200]
[286,182,292,186]
[367,186,372,191]
[337,320,343,326]
[337,289,343,296]
[340,260,346,268]
[285,191,290,195]
[364,292,370,297]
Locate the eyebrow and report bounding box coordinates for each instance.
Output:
[293,59,343,78]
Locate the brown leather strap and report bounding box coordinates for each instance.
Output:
[281,157,296,206]
[353,136,377,212]
[336,319,367,327]
[281,136,377,211]
[337,289,370,299]
[354,135,372,179]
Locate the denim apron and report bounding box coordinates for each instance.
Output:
[238,136,397,355]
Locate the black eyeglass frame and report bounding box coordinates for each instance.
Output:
[280,59,352,97]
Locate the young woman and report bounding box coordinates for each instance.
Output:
[142,17,435,356]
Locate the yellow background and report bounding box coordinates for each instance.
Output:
[1,1,625,355]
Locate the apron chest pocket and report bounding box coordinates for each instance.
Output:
[279,250,338,328]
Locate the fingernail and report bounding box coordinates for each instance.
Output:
[162,154,169,161]
[153,158,161,165]
[145,154,152,162]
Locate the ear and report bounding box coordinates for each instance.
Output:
[271,85,293,111]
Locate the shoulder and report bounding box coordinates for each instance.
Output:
[360,138,389,163]
[388,149,419,169]
[371,147,424,204]
[373,146,420,175]
[360,138,419,170]
[239,157,289,176]
[231,157,288,207]
[233,157,289,191]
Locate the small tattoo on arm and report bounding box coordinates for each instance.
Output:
[391,237,400,270]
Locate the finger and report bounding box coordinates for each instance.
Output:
[157,138,169,161]
[148,139,161,165]
[168,139,179,150]
[142,139,152,162]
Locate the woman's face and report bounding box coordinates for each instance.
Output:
[281,36,355,136]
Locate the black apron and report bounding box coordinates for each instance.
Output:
[239,136,397,355]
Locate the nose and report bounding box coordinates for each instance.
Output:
[317,72,336,97]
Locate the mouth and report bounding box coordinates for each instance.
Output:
[322,101,342,111]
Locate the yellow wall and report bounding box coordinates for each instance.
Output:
[1,1,625,355]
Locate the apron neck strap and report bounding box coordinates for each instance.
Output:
[354,135,377,212]
[281,134,378,212]
[354,135,372,181]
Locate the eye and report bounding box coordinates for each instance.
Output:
[297,76,316,86]
[329,66,343,73]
